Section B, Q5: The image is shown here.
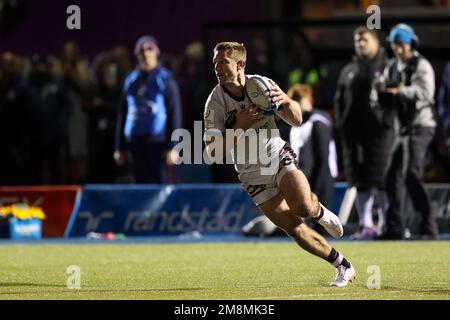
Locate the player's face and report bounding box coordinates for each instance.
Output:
[213,50,238,85]
[354,32,379,59]
[138,49,158,70]
[391,43,412,61]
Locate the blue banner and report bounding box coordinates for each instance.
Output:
[64,185,263,237]
[64,183,350,238]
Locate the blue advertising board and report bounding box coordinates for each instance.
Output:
[64,183,349,238]
[65,185,263,237]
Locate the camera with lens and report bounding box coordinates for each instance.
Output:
[374,75,400,92]
[374,75,401,111]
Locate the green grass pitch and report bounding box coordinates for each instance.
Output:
[1,241,449,300]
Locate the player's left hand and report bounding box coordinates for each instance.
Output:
[268,80,289,107]
[234,105,264,130]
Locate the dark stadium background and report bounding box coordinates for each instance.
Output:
[0,0,259,57]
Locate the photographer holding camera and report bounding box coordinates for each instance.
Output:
[377,24,439,240]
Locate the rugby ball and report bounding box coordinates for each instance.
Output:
[244,76,278,115]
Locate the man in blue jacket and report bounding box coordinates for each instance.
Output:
[114,35,182,183]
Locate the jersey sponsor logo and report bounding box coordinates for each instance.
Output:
[204,110,215,129]
[279,144,297,168]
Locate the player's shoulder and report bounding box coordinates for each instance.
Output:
[337,61,358,84]
[124,68,140,88]
[125,68,140,81]
[416,55,433,73]
[341,61,357,74]
[206,84,224,104]
[310,110,332,127]
[155,66,174,79]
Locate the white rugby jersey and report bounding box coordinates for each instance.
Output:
[203,75,286,179]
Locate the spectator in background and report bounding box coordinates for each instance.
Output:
[176,41,207,129]
[114,35,182,183]
[274,33,329,144]
[29,54,72,184]
[92,46,133,87]
[288,84,337,209]
[286,34,326,90]
[0,52,42,185]
[60,41,91,184]
[334,26,394,240]
[86,54,122,183]
[176,41,222,183]
[60,41,91,85]
[112,45,134,81]
[377,24,439,240]
[436,62,450,177]
[273,32,317,90]
[246,36,270,76]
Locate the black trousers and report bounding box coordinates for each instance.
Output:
[385,126,438,236]
[128,137,167,183]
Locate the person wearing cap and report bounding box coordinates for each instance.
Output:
[114,35,182,183]
[376,24,439,240]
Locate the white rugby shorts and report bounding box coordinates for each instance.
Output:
[239,143,298,206]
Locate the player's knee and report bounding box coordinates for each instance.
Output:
[305,193,320,217]
[305,202,319,217]
[293,202,317,218]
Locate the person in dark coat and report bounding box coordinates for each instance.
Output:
[288,84,337,209]
[0,52,43,185]
[334,26,395,239]
[87,58,122,183]
[29,54,72,185]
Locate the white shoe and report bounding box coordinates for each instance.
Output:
[330,263,356,287]
[316,204,344,239]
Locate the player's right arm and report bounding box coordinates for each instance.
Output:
[269,81,302,127]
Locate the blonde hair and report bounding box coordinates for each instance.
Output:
[287,84,314,105]
[214,42,247,62]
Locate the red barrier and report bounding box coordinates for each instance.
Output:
[0,186,80,237]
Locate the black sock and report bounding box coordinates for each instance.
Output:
[340,258,351,269]
[326,248,351,268]
[326,248,339,264]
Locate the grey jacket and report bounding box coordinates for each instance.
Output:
[383,51,436,128]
